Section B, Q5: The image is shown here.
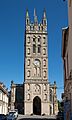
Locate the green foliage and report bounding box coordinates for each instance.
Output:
[58,100,64,112]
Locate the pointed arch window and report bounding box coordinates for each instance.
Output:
[27,59,30,66]
[38,45,41,53]
[37,67,41,77]
[34,67,36,76]
[43,48,46,55]
[43,37,46,44]
[43,59,46,67]
[33,44,36,53]
[33,37,36,42]
[38,36,41,42]
[44,70,46,78]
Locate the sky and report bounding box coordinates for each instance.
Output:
[0,0,68,100]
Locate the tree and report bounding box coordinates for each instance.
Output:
[58,100,64,112]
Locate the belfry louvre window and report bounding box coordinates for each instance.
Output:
[38,45,41,53]
[33,44,36,53]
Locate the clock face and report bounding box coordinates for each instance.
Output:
[34,60,39,66]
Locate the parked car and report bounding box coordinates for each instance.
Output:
[7,111,17,120]
[14,109,18,118]
[0,114,7,120]
[57,111,64,120]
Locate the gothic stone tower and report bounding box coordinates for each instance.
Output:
[24,9,58,115]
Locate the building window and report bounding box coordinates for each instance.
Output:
[50,89,52,102]
[33,44,36,53]
[0,90,2,100]
[33,37,35,42]
[43,59,46,67]
[34,67,36,76]
[37,67,41,77]
[67,54,69,77]
[44,70,46,78]
[28,48,30,55]
[38,45,41,53]
[27,36,30,43]
[43,48,46,55]
[27,70,30,77]
[38,36,40,42]
[43,37,46,44]
[27,59,30,66]
[64,59,66,81]
[44,84,47,91]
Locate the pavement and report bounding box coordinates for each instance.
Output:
[17,114,57,120]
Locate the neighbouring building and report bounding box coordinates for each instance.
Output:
[10,81,24,114]
[62,0,72,119]
[10,9,58,115]
[0,82,8,114]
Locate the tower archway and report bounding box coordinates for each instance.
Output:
[33,96,41,115]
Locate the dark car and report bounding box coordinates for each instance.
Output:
[0,114,7,120]
[57,111,64,120]
[7,111,17,120]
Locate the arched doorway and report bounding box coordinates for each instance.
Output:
[33,96,41,115]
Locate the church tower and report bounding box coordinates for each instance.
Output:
[24,9,58,115]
